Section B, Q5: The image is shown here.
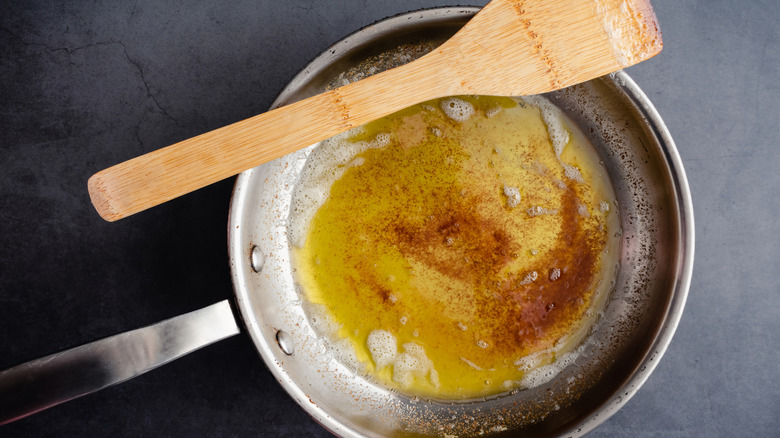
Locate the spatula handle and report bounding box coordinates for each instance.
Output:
[88,58,443,222]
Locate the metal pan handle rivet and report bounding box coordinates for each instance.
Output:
[276,330,294,356]
[250,246,266,273]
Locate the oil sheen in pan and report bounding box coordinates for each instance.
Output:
[288,93,620,401]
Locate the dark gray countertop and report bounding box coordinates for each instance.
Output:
[1,0,778,436]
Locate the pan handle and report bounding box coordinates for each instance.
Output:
[0,300,240,425]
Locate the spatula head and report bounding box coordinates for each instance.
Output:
[436,0,662,96]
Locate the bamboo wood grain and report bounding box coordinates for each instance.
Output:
[88,0,662,221]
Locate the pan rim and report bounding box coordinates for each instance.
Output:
[227,7,694,437]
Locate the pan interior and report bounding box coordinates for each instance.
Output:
[228,7,692,438]
[287,93,622,402]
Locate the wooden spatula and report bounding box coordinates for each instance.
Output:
[88,0,661,221]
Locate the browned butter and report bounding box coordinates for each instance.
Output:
[290,95,619,400]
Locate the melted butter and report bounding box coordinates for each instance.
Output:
[291,96,619,400]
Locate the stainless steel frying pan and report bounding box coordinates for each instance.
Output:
[0,7,694,437]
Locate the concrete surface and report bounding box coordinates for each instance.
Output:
[1,0,778,436]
